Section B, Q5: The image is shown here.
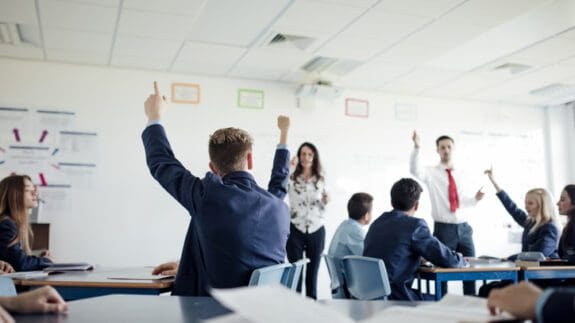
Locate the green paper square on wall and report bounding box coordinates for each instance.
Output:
[237,89,264,109]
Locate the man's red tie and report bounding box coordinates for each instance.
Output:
[446,168,459,212]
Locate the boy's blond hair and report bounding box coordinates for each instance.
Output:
[209,127,253,176]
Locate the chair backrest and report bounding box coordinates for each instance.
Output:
[323,255,347,298]
[0,277,16,296]
[285,258,309,290]
[248,263,292,287]
[342,255,391,300]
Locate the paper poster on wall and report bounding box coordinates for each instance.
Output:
[394,103,418,121]
[237,89,264,109]
[0,107,28,124]
[171,83,200,104]
[35,110,75,128]
[345,98,369,118]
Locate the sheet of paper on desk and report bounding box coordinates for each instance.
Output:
[107,274,174,280]
[210,285,355,323]
[361,295,513,323]
[3,271,49,279]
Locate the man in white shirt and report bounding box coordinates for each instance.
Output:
[410,131,484,295]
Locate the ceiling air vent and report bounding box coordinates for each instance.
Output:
[265,32,315,51]
[0,23,22,45]
[493,62,532,75]
[530,83,575,97]
[301,56,362,76]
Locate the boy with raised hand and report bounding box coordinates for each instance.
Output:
[142,82,291,296]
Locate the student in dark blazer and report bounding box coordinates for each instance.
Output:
[488,281,575,322]
[142,82,291,296]
[557,185,575,262]
[0,175,53,271]
[363,178,467,301]
[484,168,559,260]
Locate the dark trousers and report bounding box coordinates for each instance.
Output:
[286,224,325,299]
[433,222,476,295]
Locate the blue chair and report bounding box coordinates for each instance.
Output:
[0,277,16,296]
[285,258,309,290]
[342,255,391,300]
[323,255,347,299]
[248,263,292,287]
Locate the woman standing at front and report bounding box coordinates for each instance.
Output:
[287,142,328,299]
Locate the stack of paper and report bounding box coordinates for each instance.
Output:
[43,263,93,272]
[207,285,514,323]
[3,271,48,279]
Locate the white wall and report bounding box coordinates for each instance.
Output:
[0,58,553,298]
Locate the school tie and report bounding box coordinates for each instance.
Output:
[446,168,459,212]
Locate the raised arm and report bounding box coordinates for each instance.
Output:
[485,167,502,192]
[142,82,202,213]
[267,116,290,199]
[409,130,428,182]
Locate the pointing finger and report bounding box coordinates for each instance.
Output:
[154,81,159,95]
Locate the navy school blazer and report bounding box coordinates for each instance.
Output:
[142,124,290,296]
[496,190,559,260]
[363,210,467,301]
[539,288,575,322]
[0,217,52,271]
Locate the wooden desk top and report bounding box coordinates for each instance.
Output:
[12,267,174,289]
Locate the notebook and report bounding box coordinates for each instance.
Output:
[43,263,94,272]
[3,271,49,279]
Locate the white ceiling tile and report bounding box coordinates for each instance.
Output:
[0,0,37,25]
[171,42,246,75]
[45,48,108,65]
[381,67,461,93]
[506,37,575,66]
[407,20,488,48]
[334,11,429,42]
[43,29,112,53]
[299,0,379,9]
[111,55,171,70]
[228,66,287,81]
[40,0,118,33]
[279,70,309,83]
[560,28,575,40]
[442,0,549,28]
[337,61,413,88]
[236,48,310,70]
[274,1,365,37]
[378,40,450,67]
[58,0,120,7]
[375,0,465,18]
[186,0,292,46]
[316,37,390,61]
[123,0,205,16]
[113,36,182,59]
[0,43,43,60]
[118,9,190,40]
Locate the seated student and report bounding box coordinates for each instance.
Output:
[0,175,53,271]
[487,281,574,322]
[484,168,559,260]
[363,178,467,301]
[327,192,373,259]
[557,185,575,262]
[142,82,291,296]
[0,286,67,322]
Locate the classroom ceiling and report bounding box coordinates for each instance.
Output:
[1,0,575,106]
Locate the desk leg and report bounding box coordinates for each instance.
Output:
[435,279,442,301]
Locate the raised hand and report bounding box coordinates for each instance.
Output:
[144,81,168,122]
[484,166,494,181]
[412,130,420,149]
[277,115,290,145]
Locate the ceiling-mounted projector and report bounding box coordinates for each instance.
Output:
[295,82,342,101]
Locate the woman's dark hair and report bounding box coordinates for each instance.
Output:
[560,185,575,254]
[291,142,324,183]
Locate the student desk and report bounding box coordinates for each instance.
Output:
[520,265,575,281]
[13,267,174,301]
[13,295,413,323]
[418,262,519,300]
